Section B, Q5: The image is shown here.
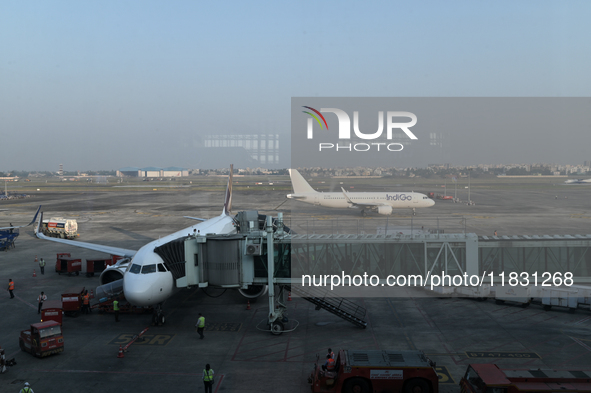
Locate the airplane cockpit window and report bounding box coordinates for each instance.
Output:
[130,264,141,274]
[158,263,167,272]
[141,264,157,274]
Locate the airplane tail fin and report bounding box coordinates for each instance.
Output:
[289,169,317,194]
[223,164,233,215]
[35,211,43,238]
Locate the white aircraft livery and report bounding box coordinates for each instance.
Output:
[35,166,250,324]
[565,179,591,184]
[287,169,435,216]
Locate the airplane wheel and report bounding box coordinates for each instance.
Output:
[270,321,284,335]
[159,314,166,325]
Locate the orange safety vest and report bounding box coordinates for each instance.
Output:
[8,281,14,290]
[326,358,335,371]
[83,294,89,305]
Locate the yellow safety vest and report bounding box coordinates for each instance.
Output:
[113,300,119,311]
[198,316,205,328]
[203,369,213,381]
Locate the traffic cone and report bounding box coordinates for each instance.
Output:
[90,289,94,299]
[288,292,292,301]
[117,345,124,358]
[246,300,251,310]
[34,255,38,264]
[33,269,37,277]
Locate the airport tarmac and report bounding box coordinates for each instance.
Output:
[1,179,591,393]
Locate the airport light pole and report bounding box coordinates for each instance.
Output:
[468,169,471,202]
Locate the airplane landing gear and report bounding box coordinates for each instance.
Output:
[152,304,165,326]
[361,209,367,217]
[412,208,416,216]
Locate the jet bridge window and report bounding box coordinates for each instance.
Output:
[141,264,157,274]
[130,264,141,274]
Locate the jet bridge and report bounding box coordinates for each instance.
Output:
[168,211,591,334]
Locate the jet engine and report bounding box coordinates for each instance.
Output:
[99,258,131,285]
[377,205,393,215]
[238,284,268,299]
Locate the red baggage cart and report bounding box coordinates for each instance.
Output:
[61,287,85,317]
[85,259,110,277]
[41,300,63,326]
[56,257,82,276]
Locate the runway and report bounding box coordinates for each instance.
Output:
[1,177,591,392]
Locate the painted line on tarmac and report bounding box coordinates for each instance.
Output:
[555,337,591,367]
[28,369,225,377]
[4,290,37,310]
[214,374,224,393]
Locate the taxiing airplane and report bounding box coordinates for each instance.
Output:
[287,169,435,216]
[35,166,263,324]
[0,206,41,230]
[564,179,591,184]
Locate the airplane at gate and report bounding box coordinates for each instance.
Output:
[287,169,435,216]
[35,166,265,323]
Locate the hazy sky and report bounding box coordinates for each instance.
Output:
[2,1,591,171]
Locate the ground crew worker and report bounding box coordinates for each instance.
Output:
[20,381,34,393]
[195,312,205,339]
[494,230,497,236]
[328,348,335,360]
[39,258,46,275]
[202,364,214,393]
[113,297,120,322]
[322,354,335,371]
[83,290,90,314]
[37,291,47,314]
[8,279,14,299]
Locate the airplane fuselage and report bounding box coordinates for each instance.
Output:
[123,214,236,306]
[288,191,434,210]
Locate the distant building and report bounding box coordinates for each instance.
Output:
[162,167,189,177]
[116,167,189,178]
[117,167,141,177]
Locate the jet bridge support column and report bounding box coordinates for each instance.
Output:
[266,215,288,334]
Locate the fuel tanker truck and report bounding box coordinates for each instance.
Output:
[41,217,78,239]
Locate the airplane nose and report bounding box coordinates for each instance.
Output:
[429,199,435,207]
[123,273,154,306]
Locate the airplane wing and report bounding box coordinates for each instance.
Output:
[0,205,42,230]
[340,187,386,209]
[35,212,137,258]
[184,216,207,222]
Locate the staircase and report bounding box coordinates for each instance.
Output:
[287,285,367,328]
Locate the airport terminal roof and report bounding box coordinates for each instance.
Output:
[118,167,141,171]
[162,166,186,171]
